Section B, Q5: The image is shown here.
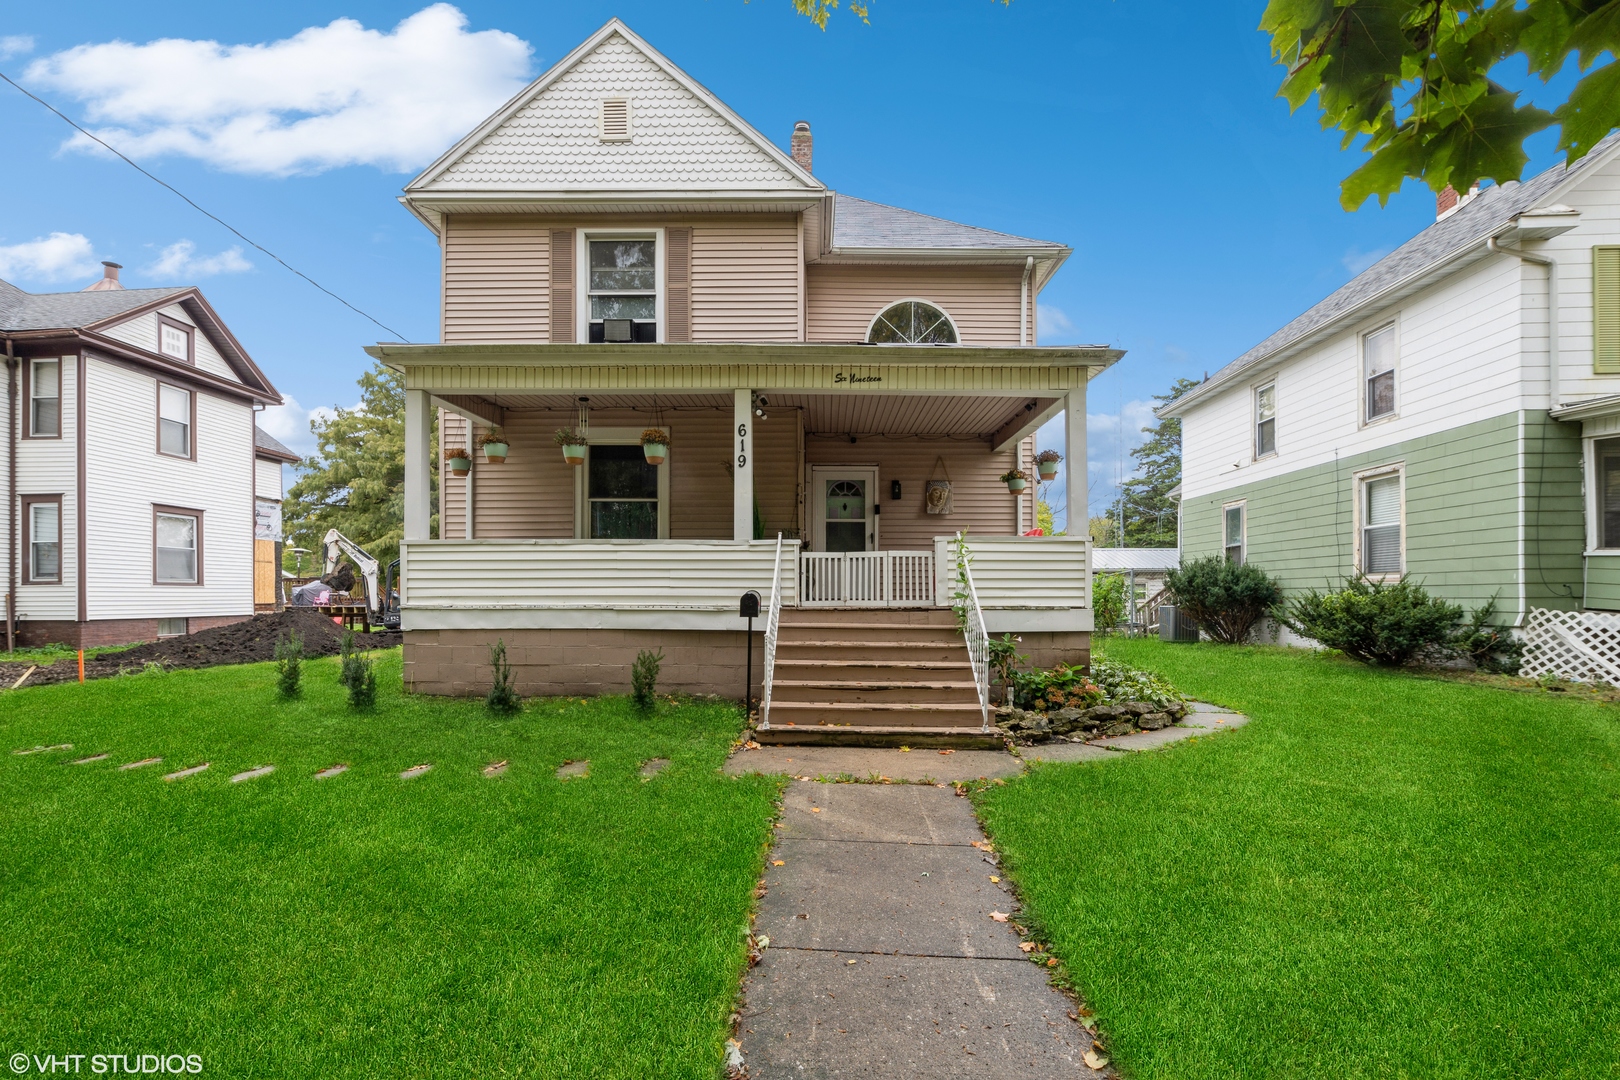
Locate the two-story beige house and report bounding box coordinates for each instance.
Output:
[371,19,1115,743]
[1,262,283,647]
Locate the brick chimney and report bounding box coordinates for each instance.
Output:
[791,121,812,174]
[1435,185,1460,220]
[83,261,124,292]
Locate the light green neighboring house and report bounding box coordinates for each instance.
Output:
[1163,133,1620,628]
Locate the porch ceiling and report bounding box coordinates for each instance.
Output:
[457,392,1053,438]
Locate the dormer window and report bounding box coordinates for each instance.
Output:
[588,238,657,343]
[600,98,631,141]
[157,315,193,364]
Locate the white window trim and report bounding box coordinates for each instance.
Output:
[573,426,670,540]
[577,229,665,344]
[864,299,962,345]
[1583,433,1620,554]
[1359,319,1400,427]
[1253,381,1277,460]
[1353,463,1406,580]
[1222,499,1246,565]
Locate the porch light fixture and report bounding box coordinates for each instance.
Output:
[752,392,769,420]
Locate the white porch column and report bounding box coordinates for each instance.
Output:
[1064,384,1086,537]
[733,388,754,540]
[404,388,433,541]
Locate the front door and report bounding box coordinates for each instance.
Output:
[810,467,877,552]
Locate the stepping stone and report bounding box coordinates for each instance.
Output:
[68,753,109,765]
[12,743,72,755]
[118,757,163,771]
[399,763,433,780]
[231,765,275,783]
[313,764,349,780]
[639,757,669,779]
[556,759,589,780]
[164,763,210,781]
[483,760,509,778]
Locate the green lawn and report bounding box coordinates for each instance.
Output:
[978,640,1620,1080]
[0,652,779,1078]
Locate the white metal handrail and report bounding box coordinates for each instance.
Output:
[952,533,992,732]
[758,533,785,730]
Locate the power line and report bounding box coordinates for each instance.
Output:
[0,69,408,341]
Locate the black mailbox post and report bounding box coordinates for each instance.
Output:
[740,591,762,712]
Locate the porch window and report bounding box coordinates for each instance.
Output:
[1364,323,1396,421]
[588,445,658,539]
[1254,383,1276,457]
[1598,438,1620,547]
[868,301,958,344]
[1223,504,1244,565]
[1361,473,1402,575]
[29,359,59,437]
[587,238,657,343]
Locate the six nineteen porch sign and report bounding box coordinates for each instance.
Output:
[925,456,953,516]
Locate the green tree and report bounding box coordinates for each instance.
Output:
[1263,1,1620,209]
[1106,377,1198,548]
[283,361,436,571]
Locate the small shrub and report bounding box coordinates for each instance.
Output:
[1012,663,1102,711]
[1092,572,1126,630]
[274,630,304,697]
[631,648,664,712]
[1450,596,1525,674]
[1284,575,1462,666]
[988,634,1027,705]
[1165,556,1284,644]
[338,629,376,708]
[338,629,363,691]
[1088,658,1183,709]
[487,639,521,715]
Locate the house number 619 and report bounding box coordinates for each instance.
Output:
[736,422,748,468]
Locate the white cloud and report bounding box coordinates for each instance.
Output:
[1037,304,1073,334]
[0,35,35,59]
[24,4,533,176]
[1027,399,1160,533]
[0,231,101,284]
[1342,245,1391,276]
[146,239,252,279]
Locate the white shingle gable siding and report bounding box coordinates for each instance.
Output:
[428,33,803,191]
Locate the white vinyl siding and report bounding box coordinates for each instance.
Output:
[83,358,253,620]
[1362,474,1403,575]
[254,458,284,501]
[30,359,59,437]
[15,359,78,620]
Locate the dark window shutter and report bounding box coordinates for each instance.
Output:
[550,228,576,343]
[666,227,692,343]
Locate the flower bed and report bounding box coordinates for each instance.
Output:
[997,658,1186,743]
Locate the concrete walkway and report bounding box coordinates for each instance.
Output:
[735,782,1106,1078]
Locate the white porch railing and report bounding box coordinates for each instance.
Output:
[950,534,993,732]
[933,535,1090,611]
[799,550,936,607]
[759,534,785,730]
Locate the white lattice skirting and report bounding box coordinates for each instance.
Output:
[1520,607,1620,683]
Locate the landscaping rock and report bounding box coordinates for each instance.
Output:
[1139,713,1170,731]
[1122,702,1156,717]
[1099,720,1135,737]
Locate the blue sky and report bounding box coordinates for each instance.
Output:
[0,1,1579,527]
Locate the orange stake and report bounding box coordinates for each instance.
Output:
[77,649,84,684]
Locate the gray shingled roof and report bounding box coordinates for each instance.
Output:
[1184,132,1620,408]
[0,279,189,332]
[254,425,298,461]
[832,194,1065,251]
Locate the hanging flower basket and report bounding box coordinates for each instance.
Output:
[1000,469,1029,493]
[444,448,472,477]
[478,428,509,464]
[1034,449,1062,482]
[640,427,670,465]
[553,426,587,466]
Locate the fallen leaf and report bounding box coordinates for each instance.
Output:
[1084,1049,1110,1070]
[989,911,1009,922]
[989,875,1000,883]
[811,807,822,813]
[939,749,956,755]
[1046,958,1058,967]
[899,746,911,752]
[773,860,784,866]
[846,959,857,965]
[1019,942,1036,953]
[755,936,770,949]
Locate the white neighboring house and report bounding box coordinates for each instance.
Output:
[0,261,283,647]
[254,425,299,611]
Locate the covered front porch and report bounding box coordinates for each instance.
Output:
[375,342,1116,699]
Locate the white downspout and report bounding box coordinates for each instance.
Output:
[1019,256,1034,346]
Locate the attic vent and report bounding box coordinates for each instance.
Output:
[600,98,631,142]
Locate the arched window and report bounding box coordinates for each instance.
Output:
[867,300,958,344]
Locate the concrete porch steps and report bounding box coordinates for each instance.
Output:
[757,607,993,747]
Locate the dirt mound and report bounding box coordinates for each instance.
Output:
[0,609,401,689]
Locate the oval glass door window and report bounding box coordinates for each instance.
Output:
[825,480,867,552]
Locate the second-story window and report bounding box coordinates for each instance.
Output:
[1364,323,1397,421]
[30,359,59,437]
[588,238,657,343]
[159,384,192,457]
[1254,383,1276,457]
